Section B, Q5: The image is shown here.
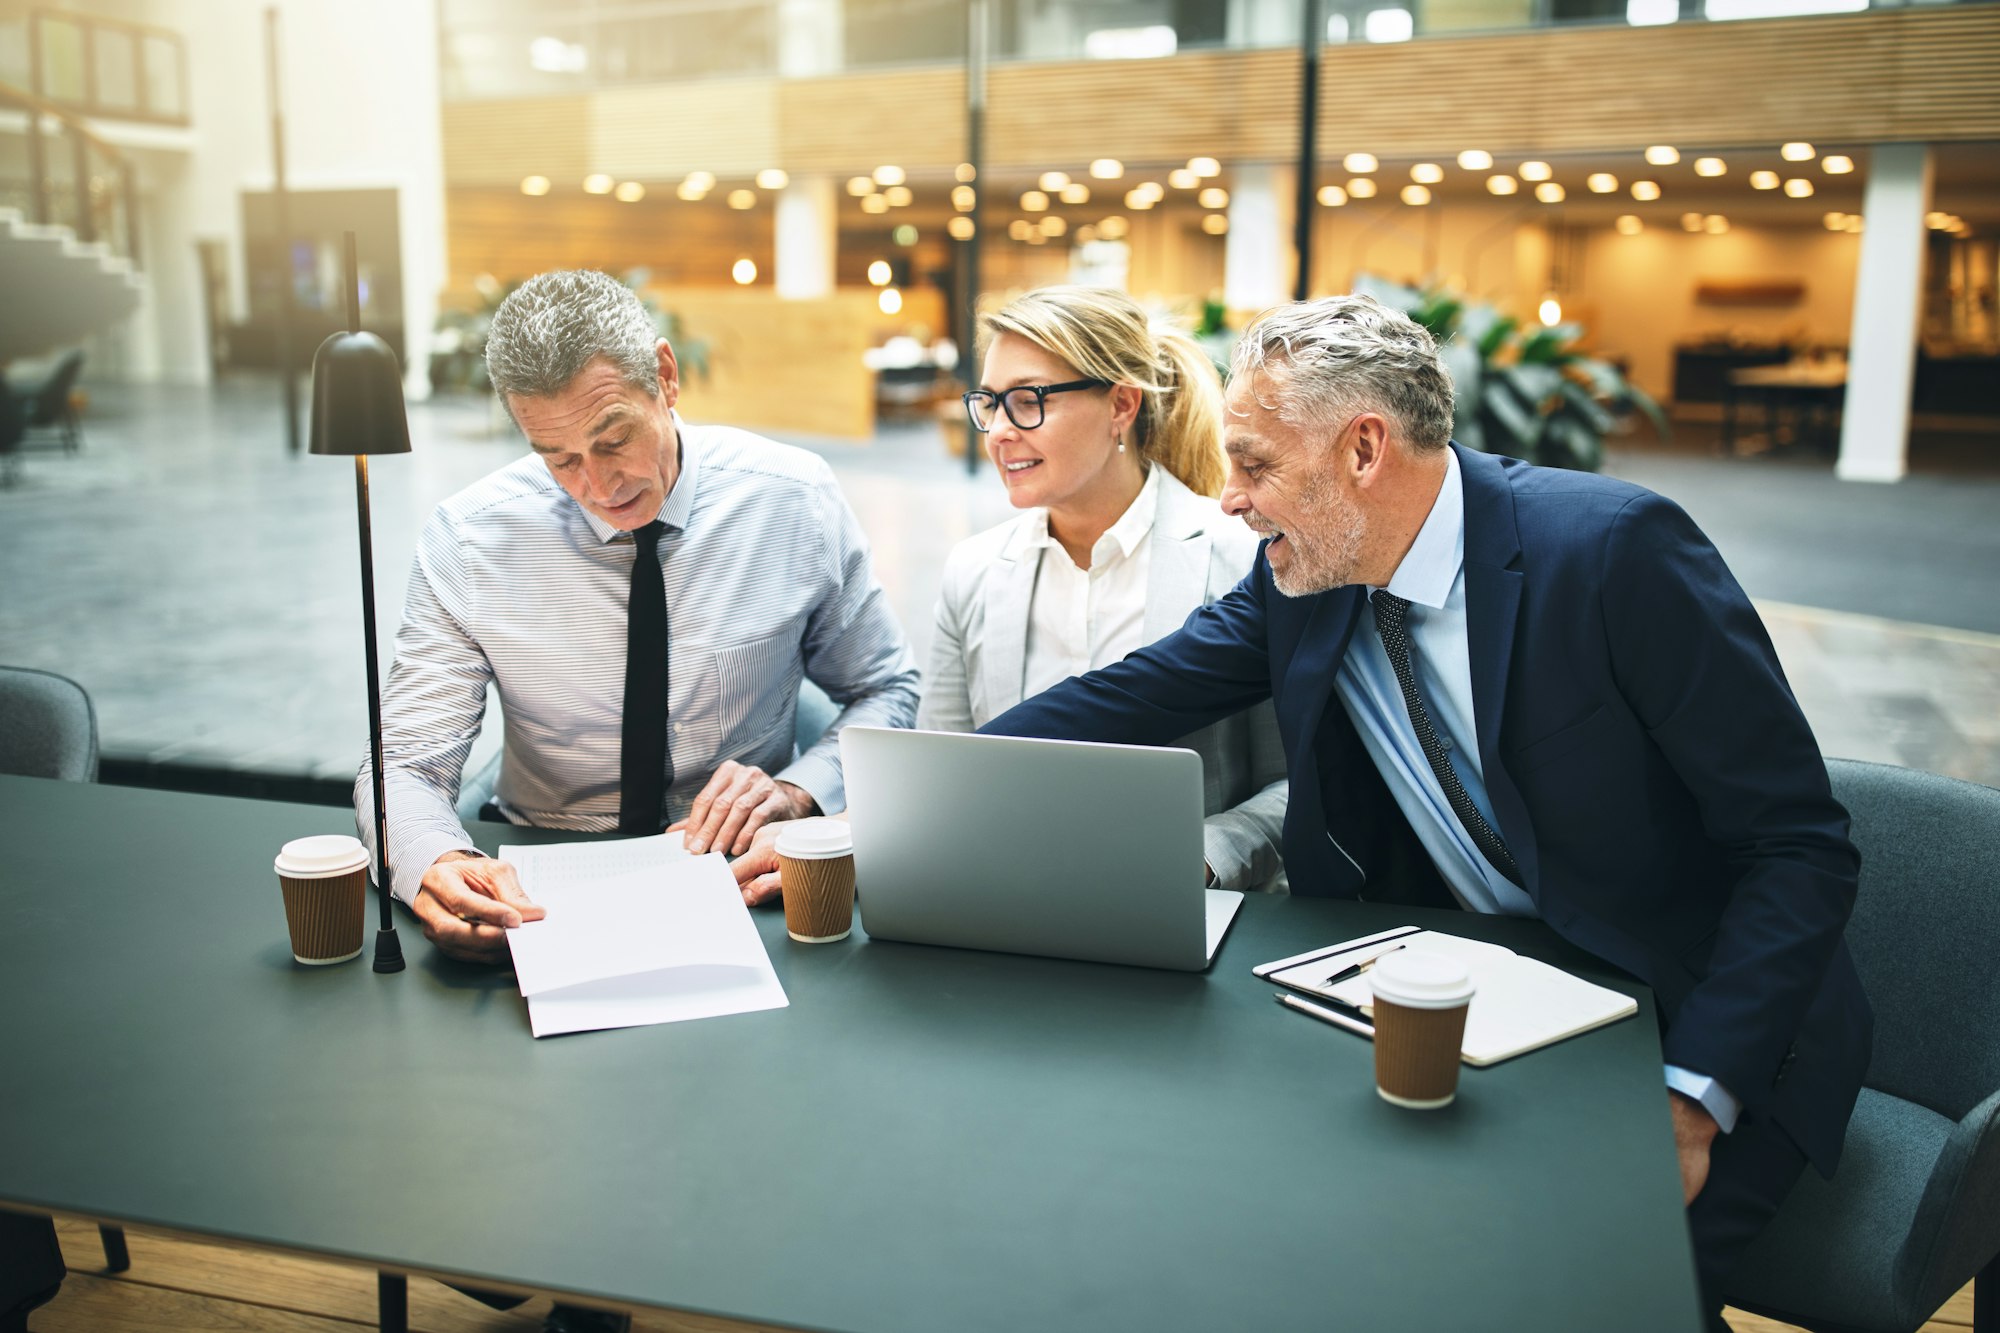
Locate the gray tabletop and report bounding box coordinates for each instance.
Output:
[0,774,1704,1332]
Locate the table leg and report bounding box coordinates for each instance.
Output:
[377,1272,408,1333]
[97,1224,130,1272]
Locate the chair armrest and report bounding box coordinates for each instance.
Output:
[1899,1085,2000,1325]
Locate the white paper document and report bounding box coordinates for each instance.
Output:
[500,833,788,1038]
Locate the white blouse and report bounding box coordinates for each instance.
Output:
[1021,465,1161,701]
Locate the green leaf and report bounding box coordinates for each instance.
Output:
[1558,381,1616,435]
[1620,380,1673,443]
[1477,315,1519,360]
[1548,416,1604,471]
[1482,379,1541,454]
[1501,362,1565,408]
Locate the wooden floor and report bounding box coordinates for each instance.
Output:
[27,1214,1977,1332]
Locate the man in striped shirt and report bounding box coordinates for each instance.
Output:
[356,269,919,966]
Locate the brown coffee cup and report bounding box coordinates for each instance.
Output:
[775,819,856,943]
[1368,950,1476,1109]
[274,835,370,965]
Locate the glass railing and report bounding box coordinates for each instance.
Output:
[1,10,189,125]
[0,84,144,266]
[438,0,1989,98]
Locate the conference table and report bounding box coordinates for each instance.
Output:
[0,775,1705,1332]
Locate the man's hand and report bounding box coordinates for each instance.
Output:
[668,762,817,856]
[412,851,545,964]
[1671,1089,1719,1205]
[730,822,787,907]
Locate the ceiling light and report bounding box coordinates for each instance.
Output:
[1343,153,1378,173]
[1201,213,1229,234]
[583,174,614,194]
[614,181,645,202]
[879,287,902,315]
[1039,171,1070,192]
[1704,215,1729,233]
[1168,168,1200,189]
[1040,215,1067,236]
[1008,220,1033,240]
[1822,155,1854,174]
[1090,159,1124,179]
[1198,187,1229,209]
[1458,150,1493,171]
[1133,181,1164,202]
[756,169,788,190]
[860,195,890,214]
[731,258,757,284]
[1615,214,1643,235]
[847,176,874,196]
[519,175,551,196]
[1750,170,1780,190]
[1075,225,1098,244]
[1784,178,1814,197]
[1486,175,1518,196]
[1318,185,1349,207]
[1693,157,1726,177]
[1402,185,1432,205]
[1098,216,1129,239]
[1189,156,1221,177]
[1535,182,1565,203]
[952,185,976,211]
[1631,180,1661,201]
[884,185,913,206]
[675,182,708,201]
[1681,212,1704,231]
[1645,145,1679,165]
[1924,211,1951,229]
[947,216,976,240]
[1059,183,1091,204]
[1021,190,1049,212]
[684,172,715,191]
[728,189,756,209]
[873,165,906,186]
[1843,216,1863,234]
[1411,163,1444,184]
[1125,189,1155,210]
[1587,173,1618,193]
[867,260,893,286]
[1348,177,1378,198]
[1781,142,1814,161]
[1823,212,1848,231]
[955,163,976,182]
[1539,296,1562,326]
[1519,161,1552,182]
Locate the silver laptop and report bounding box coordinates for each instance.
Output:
[840,727,1245,972]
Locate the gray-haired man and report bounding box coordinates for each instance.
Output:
[357,269,919,966]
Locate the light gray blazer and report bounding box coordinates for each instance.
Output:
[919,469,1290,894]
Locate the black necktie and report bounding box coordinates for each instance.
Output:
[619,521,671,834]
[1370,590,1521,886]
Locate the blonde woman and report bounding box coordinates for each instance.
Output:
[923,286,1288,893]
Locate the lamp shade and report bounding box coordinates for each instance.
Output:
[308,331,411,457]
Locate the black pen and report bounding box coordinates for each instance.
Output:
[1322,942,1405,989]
[1279,992,1375,1039]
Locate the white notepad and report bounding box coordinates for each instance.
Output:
[501,833,788,1038]
[1261,927,1637,1066]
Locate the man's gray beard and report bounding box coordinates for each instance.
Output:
[1270,475,1369,598]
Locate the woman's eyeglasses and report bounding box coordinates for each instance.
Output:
[961,379,1109,432]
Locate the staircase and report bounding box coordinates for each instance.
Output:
[0,207,146,362]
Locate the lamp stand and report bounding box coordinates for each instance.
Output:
[355,452,404,973]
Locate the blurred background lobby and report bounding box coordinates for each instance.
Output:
[0,0,1996,1326]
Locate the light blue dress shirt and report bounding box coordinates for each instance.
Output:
[1329,448,1740,1132]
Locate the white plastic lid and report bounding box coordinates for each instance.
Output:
[274,834,369,878]
[1368,949,1476,1010]
[775,818,853,860]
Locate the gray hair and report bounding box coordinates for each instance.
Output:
[485,269,660,403]
[1230,294,1455,452]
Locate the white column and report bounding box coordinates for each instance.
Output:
[1837,143,1932,483]
[1224,163,1293,314]
[775,175,837,300]
[777,0,843,76]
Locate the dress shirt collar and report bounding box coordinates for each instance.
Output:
[580,409,696,545]
[1021,463,1160,562]
[1377,446,1464,610]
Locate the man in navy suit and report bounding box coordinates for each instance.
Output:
[980,295,1871,1327]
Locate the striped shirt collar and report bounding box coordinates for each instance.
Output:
[578,409,697,544]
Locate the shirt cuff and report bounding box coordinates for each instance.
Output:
[1664,1065,1741,1134]
[396,829,484,906]
[776,748,842,818]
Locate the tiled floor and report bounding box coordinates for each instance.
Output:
[0,379,1995,791]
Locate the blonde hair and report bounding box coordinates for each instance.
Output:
[981,286,1227,497]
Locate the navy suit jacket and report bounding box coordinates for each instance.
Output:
[985,444,1871,1175]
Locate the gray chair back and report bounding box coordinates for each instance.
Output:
[0,666,99,782]
[1828,758,2000,1121]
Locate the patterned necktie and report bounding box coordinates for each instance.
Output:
[1370,590,1521,886]
[618,521,671,834]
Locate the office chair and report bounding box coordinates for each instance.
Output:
[1727,759,2000,1333]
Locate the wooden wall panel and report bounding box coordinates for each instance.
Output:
[443,8,2000,186]
[447,189,772,288]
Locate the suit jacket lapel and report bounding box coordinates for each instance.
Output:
[1143,472,1213,642]
[980,525,1039,717]
[1455,443,1541,896]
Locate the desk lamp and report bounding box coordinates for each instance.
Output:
[308,231,408,974]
